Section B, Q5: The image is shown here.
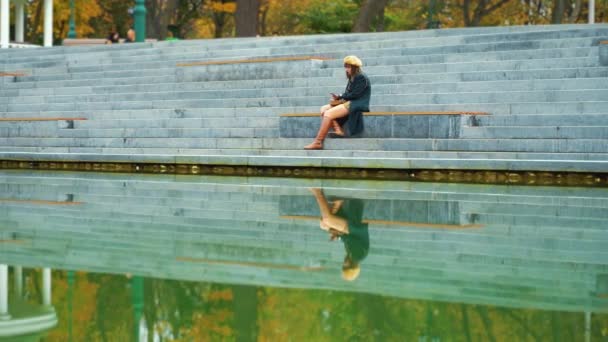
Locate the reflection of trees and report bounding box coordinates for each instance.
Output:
[25,272,607,341]
[143,279,235,341]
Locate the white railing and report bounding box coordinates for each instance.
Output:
[8,43,40,48]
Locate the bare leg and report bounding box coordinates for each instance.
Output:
[310,188,348,234]
[320,104,332,116]
[324,104,349,120]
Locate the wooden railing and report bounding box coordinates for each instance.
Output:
[176,256,324,271]
[177,56,334,67]
[280,111,490,117]
[280,215,483,230]
[0,117,87,122]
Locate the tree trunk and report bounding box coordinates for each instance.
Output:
[462,0,512,26]
[259,6,268,36]
[353,0,391,32]
[213,12,227,38]
[463,0,472,26]
[552,0,565,23]
[376,5,386,32]
[235,0,260,37]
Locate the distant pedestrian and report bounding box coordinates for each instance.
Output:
[105,31,120,45]
[124,29,136,43]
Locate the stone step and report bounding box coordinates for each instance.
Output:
[63,33,608,68]
[110,36,608,70]
[0,120,280,134]
[5,207,605,260]
[470,113,608,126]
[72,117,280,129]
[462,126,608,139]
[1,137,607,152]
[4,63,606,94]
[1,237,596,300]
[3,147,608,167]
[5,216,604,268]
[15,42,595,77]
[2,91,607,114]
[1,147,608,173]
[4,77,607,106]
[4,26,605,67]
[9,51,600,84]
[6,31,604,69]
[49,46,595,75]
[4,75,607,100]
[6,101,608,121]
[464,202,608,220]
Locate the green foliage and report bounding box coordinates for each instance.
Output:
[294,0,359,34]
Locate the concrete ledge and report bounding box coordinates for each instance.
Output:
[278,195,470,226]
[280,112,490,138]
[1,153,608,185]
[600,40,608,66]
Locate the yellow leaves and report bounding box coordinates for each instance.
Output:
[208,288,234,301]
[208,1,237,13]
[28,0,103,39]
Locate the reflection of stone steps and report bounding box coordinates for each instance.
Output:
[0,171,606,312]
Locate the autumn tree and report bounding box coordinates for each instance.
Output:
[26,0,102,43]
[461,0,514,26]
[353,0,392,32]
[207,0,236,38]
[552,0,583,23]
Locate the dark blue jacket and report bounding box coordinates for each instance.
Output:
[337,73,371,136]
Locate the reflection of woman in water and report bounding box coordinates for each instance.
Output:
[310,188,369,281]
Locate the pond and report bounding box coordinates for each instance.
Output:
[0,170,606,341]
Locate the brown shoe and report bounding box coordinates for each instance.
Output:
[304,140,323,150]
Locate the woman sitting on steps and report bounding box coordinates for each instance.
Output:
[304,55,372,150]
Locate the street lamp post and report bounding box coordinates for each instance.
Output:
[134,0,147,43]
[427,0,440,29]
[67,0,76,39]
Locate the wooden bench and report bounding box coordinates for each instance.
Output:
[62,38,107,46]
[177,56,334,67]
[176,256,324,271]
[280,111,489,117]
[0,199,83,206]
[62,38,157,46]
[280,215,483,230]
[279,111,490,138]
[0,117,87,122]
[0,72,28,77]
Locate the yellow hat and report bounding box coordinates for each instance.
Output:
[343,55,363,67]
[341,265,361,281]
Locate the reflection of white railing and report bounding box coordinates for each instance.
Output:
[8,43,40,49]
[0,265,57,337]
